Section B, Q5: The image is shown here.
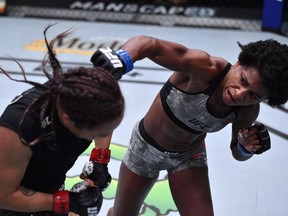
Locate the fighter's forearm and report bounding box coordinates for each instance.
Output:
[0,186,53,212]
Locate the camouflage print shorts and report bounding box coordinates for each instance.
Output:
[123,121,207,179]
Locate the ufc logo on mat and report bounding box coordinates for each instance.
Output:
[87,206,99,216]
[99,47,123,68]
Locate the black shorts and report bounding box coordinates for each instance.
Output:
[0,209,67,216]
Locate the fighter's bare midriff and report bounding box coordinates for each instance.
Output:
[143,94,206,152]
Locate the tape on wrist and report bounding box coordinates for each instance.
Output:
[90,148,111,164]
[237,142,253,157]
[115,49,134,73]
[53,190,69,214]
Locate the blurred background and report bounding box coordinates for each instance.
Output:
[0,1,287,215]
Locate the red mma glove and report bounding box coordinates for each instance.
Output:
[81,148,112,191]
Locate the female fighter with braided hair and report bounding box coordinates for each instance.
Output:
[0,25,124,216]
[91,36,288,216]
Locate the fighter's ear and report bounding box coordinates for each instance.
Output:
[62,113,72,126]
[55,97,75,128]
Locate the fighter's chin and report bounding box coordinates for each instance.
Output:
[223,90,236,106]
[223,98,233,106]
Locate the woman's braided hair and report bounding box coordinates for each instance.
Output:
[238,39,288,107]
[0,24,124,145]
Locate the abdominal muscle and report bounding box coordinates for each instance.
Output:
[143,93,206,152]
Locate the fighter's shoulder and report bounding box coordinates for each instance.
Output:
[211,56,229,70]
[185,50,227,68]
[0,87,44,133]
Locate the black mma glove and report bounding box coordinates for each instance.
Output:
[90,47,134,80]
[251,123,271,154]
[81,148,112,191]
[53,181,103,215]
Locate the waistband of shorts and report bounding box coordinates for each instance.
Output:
[139,118,187,155]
